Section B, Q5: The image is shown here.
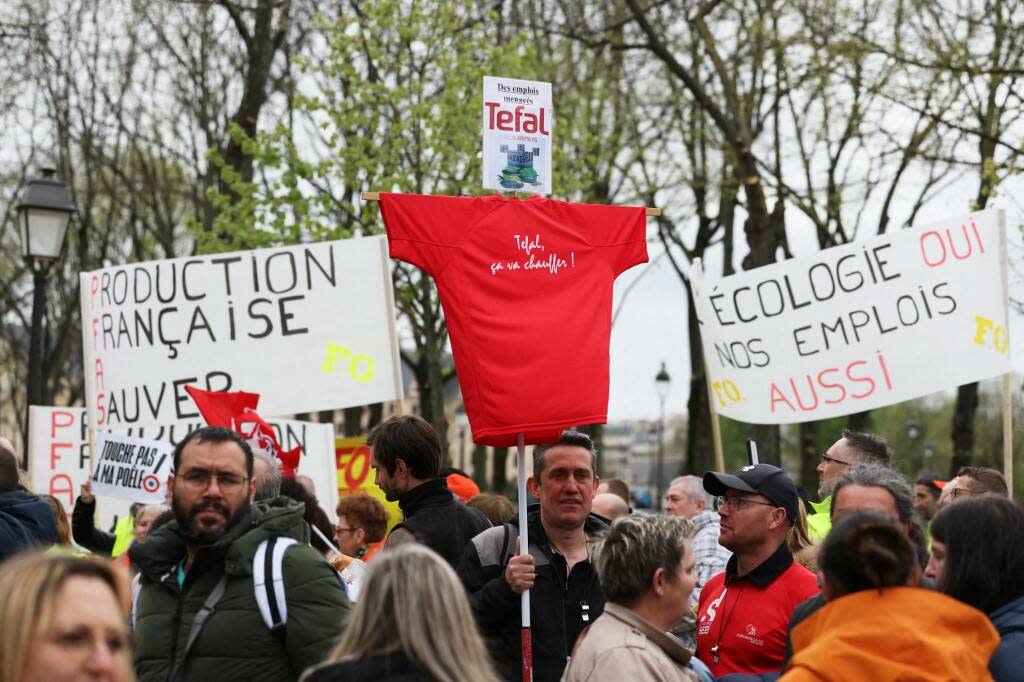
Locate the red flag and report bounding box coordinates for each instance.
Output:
[185,386,301,477]
[184,385,260,429]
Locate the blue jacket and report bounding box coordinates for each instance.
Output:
[0,487,57,562]
[990,595,1024,682]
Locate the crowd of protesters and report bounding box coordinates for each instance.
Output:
[0,417,1022,682]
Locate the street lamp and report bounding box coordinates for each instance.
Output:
[16,168,75,468]
[654,362,671,507]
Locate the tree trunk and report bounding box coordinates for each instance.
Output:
[950,383,979,476]
[342,406,362,436]
[684,284,714,475]
[491,446,510,497]
[799,422,819,494]
[367,403,384,430]
[472,444,489,490]
[846,411,872,432]
[751,423,781,466]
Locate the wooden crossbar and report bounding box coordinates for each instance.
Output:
[360,191,661,217]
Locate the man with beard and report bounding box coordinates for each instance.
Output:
[130,426,349,682]
[368,415,489,568]
[806,429,892,540]
[457,430,608,682]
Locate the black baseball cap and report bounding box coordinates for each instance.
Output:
[703,463,800,524]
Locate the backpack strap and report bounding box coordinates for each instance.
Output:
[169,573,228,682]
[130,577,142,630]
[499,522,519,567]
[253,536,299,632]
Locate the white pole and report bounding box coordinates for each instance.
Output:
[517,432,532,682]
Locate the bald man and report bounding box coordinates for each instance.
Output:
[592,492,629,521]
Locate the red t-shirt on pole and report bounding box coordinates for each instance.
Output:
[378,193,648,446]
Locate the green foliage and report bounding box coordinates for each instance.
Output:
[199,1,538,255]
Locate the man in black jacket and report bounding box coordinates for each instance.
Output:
[369,415,489,567]
[457,430,607,682]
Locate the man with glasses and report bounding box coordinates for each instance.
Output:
[807,429,892,540]
[131,426,349,682]
[938,466,1009,509]
[694,463,818,678]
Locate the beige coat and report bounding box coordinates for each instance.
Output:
[562,603,699,682]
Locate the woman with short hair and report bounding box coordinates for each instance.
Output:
[0,551,133,682]
[301,544,499,682]
[563,514,713,682]
[928,496,1024,681]
[334,493,389,561]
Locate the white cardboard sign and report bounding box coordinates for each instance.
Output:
[691,210,1011,424]
[79,237,403,430]
[482,76,553,195]
[28,406,339,531]
[90,431,173,504]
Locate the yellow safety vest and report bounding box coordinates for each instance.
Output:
[807,496,832,541]
[111,516,135,557]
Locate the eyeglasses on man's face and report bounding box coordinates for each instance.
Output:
[821,453,852,467]
[949,487,976,499]
[715,495,777,512]
[179,469,248,491]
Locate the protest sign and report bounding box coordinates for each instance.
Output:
[691,209,1011,424]
[28,406,338,530]
[335,435,401,531]
[482,76,553,195]
[79,237,403,430]
[90,431,172,504]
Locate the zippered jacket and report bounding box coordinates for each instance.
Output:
[130,497,350,682]
[456,504,607,682]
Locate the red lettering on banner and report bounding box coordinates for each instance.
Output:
[50,410,75,438]
[919,221,986,268]
[770,351,894,413]
[50,442,71,470]
[335,444,372,493]
[90,274,99,306]
[50,474,75,510]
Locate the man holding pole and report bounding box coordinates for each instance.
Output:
[457,430,607,682]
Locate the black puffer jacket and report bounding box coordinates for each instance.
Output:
[456,505,606,682]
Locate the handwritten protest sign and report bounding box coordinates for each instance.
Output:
[28,406,339,530]
[483,76,553,195]
[691,210,1011,424]
[335,436,401,532]
[79,237,403,430]
[90,432,172,504]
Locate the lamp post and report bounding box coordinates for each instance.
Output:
[16,168,75,468]
[654,362,671,507]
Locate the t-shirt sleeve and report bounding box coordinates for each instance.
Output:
[378,193,496,276]
[563,202,648,275]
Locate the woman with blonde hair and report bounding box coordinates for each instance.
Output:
[0,551,133,682]
[302,544,500,682]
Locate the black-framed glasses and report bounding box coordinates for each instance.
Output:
[179,469,248,491]
[949,487,976,499]
[715,495,778,512]
[821,453,852,466]
[335,526,359,534]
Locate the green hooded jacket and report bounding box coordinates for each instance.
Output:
[130,497,350,682]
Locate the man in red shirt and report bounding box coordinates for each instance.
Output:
[695,464,819,677]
